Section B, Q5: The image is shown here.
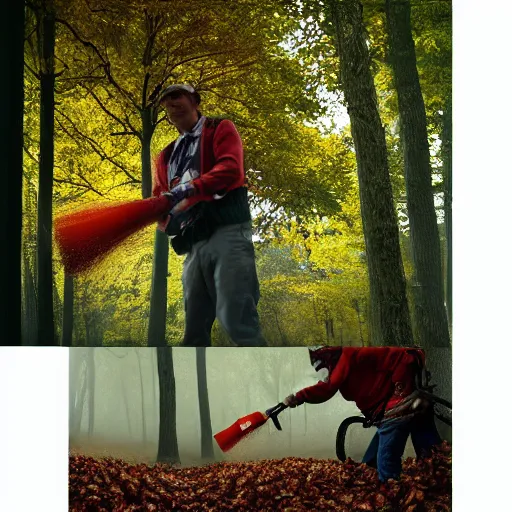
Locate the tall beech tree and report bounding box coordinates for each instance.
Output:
[26,0,58,345]
[156,347,180,463]
[385,0,450,348]
[196,347,215,461]
[325,0,413,346]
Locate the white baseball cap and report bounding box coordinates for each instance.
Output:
[158,84,201,104]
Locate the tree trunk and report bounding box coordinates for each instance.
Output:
[352,299,365,346]
[61,274,74,347]
[142,107,171,348]
[385,0,451,348]
[136,351,148,443]
[141,102,179,464]
[0,0,24,346]
[196,347,215,462]
[23,256,38,346]
[36,2,56,346]
[121,374,133,439]
[441,98,452,332]
[68,351,84,439]
[52,271,63,341]
[70,354,88,439]
[87,349,95,437]
[156,347,180,464]
[148,231,169,346]
[273,309,288,345]
[327,0,413,346]
[141,108,154,200]
[355,303,365,346]
[84,312,92,347]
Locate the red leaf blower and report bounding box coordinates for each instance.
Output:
[214,403,288,452]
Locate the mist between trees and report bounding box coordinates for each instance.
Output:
[14,0,452,348]
[69,347,451,465]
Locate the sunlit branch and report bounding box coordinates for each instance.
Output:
[155,114,167,127]
[55,17,138,108]
[55,110,141,185]
[58,75,104,82]
[84,86,141,139]
[110,131,140,137]
[142,11,163,69]
[53,177,105,197]
[198,60,259,85]
[142,72,151,108]
[24,25,37,42]
[168,51,234,75]
[85,0,115,14]
[24,61,40,80]
[201,88,253,108]
[23,145,39,164]
[106,180,140,193]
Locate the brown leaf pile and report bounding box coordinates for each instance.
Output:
[69,441,451,511]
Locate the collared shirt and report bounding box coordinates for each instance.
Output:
[167,115,206,188]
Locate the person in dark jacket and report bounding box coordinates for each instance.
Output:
[153,84,266,347]
[283,346,442,482]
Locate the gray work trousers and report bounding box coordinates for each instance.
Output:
[181,222,267,347]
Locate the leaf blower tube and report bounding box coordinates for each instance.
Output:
[54,195,170,275]
[214,403,288,453]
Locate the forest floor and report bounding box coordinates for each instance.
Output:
[69,442,451,511]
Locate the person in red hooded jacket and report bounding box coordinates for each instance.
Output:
[283,346,442,482]
[153,84,266,348]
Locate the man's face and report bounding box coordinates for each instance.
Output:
[308,347,342,380]
[161,93,197,126]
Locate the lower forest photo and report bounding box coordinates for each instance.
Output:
[68,347,452,511]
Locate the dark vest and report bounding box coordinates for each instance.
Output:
[166,118,252,255]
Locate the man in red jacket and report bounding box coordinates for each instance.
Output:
[153,84,266,347]
[283,346,442,482]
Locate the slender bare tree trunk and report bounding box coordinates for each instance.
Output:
[196,347,215,461]
[273,309,288,345]
[385,0,451,348]
[156,347,180,463]
[87,349,95,437]
[52,271,63,341]
[142,107,171,348]
[121,375,133,439]
[61,274,74,346]
[69,351,87,439]
[36,0,57,346]
[23,256,38,345]
[136,351,148,443]
[140,105,179,463]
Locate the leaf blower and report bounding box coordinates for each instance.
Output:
[214,403,288,452]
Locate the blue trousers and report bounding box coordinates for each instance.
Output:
[362,410,442,482]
